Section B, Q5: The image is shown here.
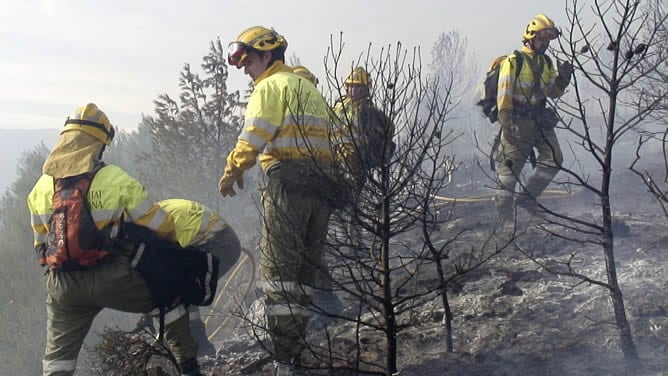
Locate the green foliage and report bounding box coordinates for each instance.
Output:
[0,39,261,376]
[138,38,245,208]
[0,144,50,376]
[104,129,147,176]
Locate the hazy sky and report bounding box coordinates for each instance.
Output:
[0,0,569,131]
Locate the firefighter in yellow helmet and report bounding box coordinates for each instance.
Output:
[220,26,335,375]
[494,14,574,225]
[292,65,319,86]
[332,67,395,187]
[133,198,242,357]
[27,104,204,375]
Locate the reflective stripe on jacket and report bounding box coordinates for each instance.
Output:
[157,198,228,247]
[223,61,333,176]
[497,45,566,113]
[27,164,175,250]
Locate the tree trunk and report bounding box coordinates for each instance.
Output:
[601,84,640,363]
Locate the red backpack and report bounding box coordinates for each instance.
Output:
[43,167,117,270]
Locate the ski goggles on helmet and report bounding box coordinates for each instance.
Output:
[228,41,250,68]
[534,28,560,41]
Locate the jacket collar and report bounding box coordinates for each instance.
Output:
[253,61,293,85]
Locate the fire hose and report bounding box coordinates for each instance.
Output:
[206,246,257,341]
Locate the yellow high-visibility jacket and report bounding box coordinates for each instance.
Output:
[158,199,228,248]
[223,61,333,178]
[497,45,567,113]
[27,164,175,252]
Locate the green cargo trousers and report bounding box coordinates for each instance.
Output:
[495,115,563,221]
[260,166,331,363]
[43,255,197,376]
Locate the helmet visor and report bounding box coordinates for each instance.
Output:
[228,42,249,68]
[535,28,560,41]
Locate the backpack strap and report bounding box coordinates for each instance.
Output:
[512,50,524,79]
[158,306,166,342]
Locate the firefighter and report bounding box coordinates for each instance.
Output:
[27,104,203,376]
[494,14,574,225]
[136,198,242,356]
[292,65,319,86]
[220,26,335,375]
[291,64,346,319]
[332,67,395,187]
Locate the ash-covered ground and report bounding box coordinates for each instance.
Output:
[196,168,667,376]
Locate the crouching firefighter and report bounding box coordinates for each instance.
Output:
[494,14,573,224]
[135,198,242,356]
[27,104,204,376]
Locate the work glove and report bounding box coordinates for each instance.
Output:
[557,60,574,78]
[218,173,244,197]
[502,123,522,145]
[556,60,574,89]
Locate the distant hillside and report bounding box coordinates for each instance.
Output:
[0,128,60,194]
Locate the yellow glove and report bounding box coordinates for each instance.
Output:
[218,173,245,197]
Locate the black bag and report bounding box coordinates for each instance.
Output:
[535,107,560,129]
[124,223,220,308]
[358,103,396,169]
[476,50,524,124]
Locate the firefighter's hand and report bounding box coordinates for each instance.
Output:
[135,314,156,334]
[502,123,521,144]
[557,60,574,78]
[218,173,245,197]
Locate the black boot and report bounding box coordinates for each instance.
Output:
[515,195,544,219]
[179,358,203,376]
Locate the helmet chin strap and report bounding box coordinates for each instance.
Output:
[98,145,106,160]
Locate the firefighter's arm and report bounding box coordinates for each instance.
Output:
[26,175,53,261]
[124,179,176,241]
[27,205,49,260]
[331,115,363,184]
[335,142,363,183]
[220,87,281,197]
[546,59,572,98]
[219,140,258,197]
[497,59,520,144]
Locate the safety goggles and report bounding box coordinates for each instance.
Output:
[535,28,560,41]
[228,41,249,68]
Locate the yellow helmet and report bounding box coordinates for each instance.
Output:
[523,14,560,42]
[228,26,288,68]
[345,67,370,86]
[62,103,115,145]
[292,65,319,85]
